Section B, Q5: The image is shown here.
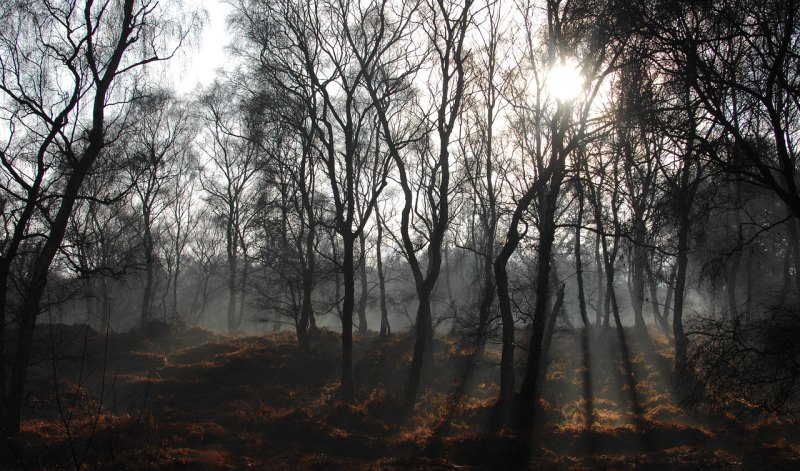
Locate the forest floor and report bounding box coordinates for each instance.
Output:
[12,322,800,470]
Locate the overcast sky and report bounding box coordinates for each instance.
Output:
[170,0,233,95]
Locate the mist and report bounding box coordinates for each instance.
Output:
[2,0,800,468]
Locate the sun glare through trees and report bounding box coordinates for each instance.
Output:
[1,0,799,468]
[547,60,583,102]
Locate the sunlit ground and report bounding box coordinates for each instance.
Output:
[15,323,800,469]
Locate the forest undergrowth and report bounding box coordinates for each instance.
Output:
[12,323,800,470]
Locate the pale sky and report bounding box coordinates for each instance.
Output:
[170,0,234,95]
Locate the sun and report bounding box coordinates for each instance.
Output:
[547,59,583,102]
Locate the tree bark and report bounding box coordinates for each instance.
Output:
[340,234,356,401]
[517,161,565,432]
[298,223,315,348]
[357,231,369,335]
[140,210,155,327]
[494,169,553,405]
[376,209,390,338]
[574,177,590,329]
[226,216,237,334]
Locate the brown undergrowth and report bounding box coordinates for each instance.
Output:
[13,324,800,470]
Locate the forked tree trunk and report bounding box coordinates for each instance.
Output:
[494,169,553,406]
[517,165,564,432]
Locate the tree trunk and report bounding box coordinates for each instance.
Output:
[541,282,566,370]
[100,277,111,333]
[673,105,700,391]
[357,231,368,335]
[340,235,356,401]
[226,219,237,334]
[494,170,553,406]
[376,213,390,338]
[594,230,605,327]
[673,212,691,389]
[237,255,248,330]
[140,212,154,327]
[574,178,590,329]
[404,287,433,410]
[4,128,110,438]
[517,171,563,432]
[494,252,516,406]
[629,224,648,333]
[663,264,676,328]
[647,264,669,334]
[298,225,315,348]
[475,248,496,352]
[172,246,181,321]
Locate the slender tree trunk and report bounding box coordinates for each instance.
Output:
[594,230,604,327]
[340,235,356,401]
[494,170,553,406]
[541,282,566,370]
[574,178,590,329]
[604,243,622,330]
[226,219,237,334]
[160,265,173,321]
[298,225,315,348]
[172,244,181,320]
[100,277,110,333]
[376,212,390,338]
[140,212,154,327]
[517,171,563,431]
[476,248,496,352]
[5,131,110,437]
[629,221,648,333]
[647,264,669,334]
[237,255,248,330]
[494,252,516,405]
[404,286,433,410]
[663,265,675,327]
[357,231,368,335]
[0,156,46,455]
[196,274,211,326]
[673,211,691,389]
[673,112,700,391]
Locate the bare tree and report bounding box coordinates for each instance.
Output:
[125,90,195,326]
[497,0,623,430]
[357,0,474,412]
[197,82,262,334]
[186,209,225,326]
[0,0,199,449]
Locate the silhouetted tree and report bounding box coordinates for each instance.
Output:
[0,0,199,451]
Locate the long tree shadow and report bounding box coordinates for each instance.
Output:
[610,324,656,453]
[579,327,596,454]
[419,345,478,456]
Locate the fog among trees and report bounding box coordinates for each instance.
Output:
[1,0,799,468]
